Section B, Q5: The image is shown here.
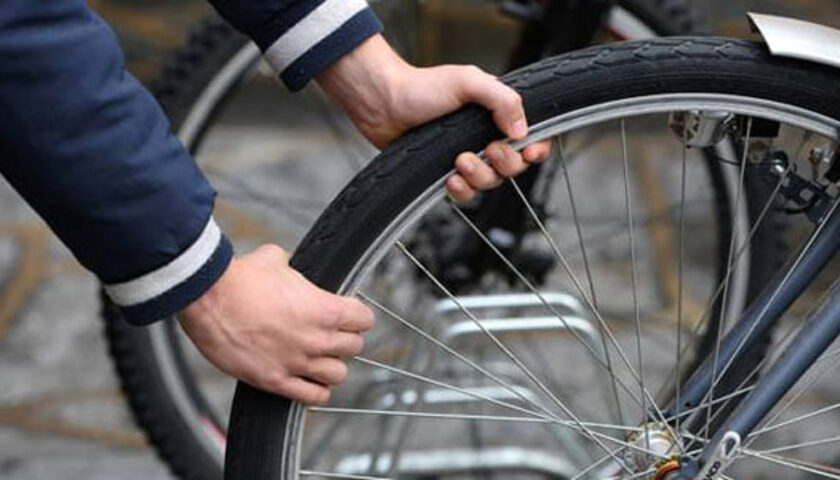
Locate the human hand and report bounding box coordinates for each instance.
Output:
[178,245,374,405]
[317,35,551,202]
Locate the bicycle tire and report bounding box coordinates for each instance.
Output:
[103,7,781,480]
[224,37,840,479]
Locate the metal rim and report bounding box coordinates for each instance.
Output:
[280,93,840,480]
[140,4,678,469]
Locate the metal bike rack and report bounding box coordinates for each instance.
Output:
[374,384,542,410]
[334,291,610,477]
[432,292,587,317]
[334,447,577,479]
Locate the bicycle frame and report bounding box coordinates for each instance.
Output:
[667,201,840,475]
[662,14,840,478]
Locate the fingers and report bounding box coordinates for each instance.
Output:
[455,66,527,139]
[486,141,528,177]
[280,376,332,405]
[335,296,375,333]
[522,140,552,163]
[455,152,502,190]
[304,357,349,386]
[447,138,554,201]
[446,175,477,203]
[321,331,365,358]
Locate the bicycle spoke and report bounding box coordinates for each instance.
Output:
[300,470,392,480]
[707,193,840,410]
[758,435,840,455]
[740,449,840,480]
[448,203,646,411]
[353,356,665,464]
[309,407,642,433]
[620,119,650,457]
[505,180,645,393]
[557,135,625,425]
[676,121,688,435]
[352,356,547,419]
[358,292,560,419]
[394,242,585,415]
[506,136,681,450]
[655,161,792,403]
[666,386,756,425]
[394,242,636,472]
[569,446,627,480]
[746,344,840,442]
[698,326,840,443]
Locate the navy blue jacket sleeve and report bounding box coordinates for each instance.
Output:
[0,0,232,325]
[207,0,383,91]
[0,0,381,325]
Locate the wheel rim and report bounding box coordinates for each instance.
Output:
[140,4,693,470]
[280,93,840,480]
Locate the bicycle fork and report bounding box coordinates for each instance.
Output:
[662,202,840,479]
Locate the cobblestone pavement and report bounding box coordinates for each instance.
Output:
[3,1,840,479]
[0,193,168,479]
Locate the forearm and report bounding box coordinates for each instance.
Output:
[0,0,232,324]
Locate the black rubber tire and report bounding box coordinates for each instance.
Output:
[102,18,244,480]
[224,38,840,479]
[103,7,778,480]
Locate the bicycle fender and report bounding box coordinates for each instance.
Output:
[749,13,840,70]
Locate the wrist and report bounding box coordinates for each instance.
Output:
[316,34,411,141]
[179,257,237,328]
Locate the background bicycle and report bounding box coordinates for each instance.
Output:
[0,0,824,478]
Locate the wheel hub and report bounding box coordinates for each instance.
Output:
[623,423,682,479]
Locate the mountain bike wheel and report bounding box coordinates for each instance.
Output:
[102,4,781,480]
[225,38,840,480]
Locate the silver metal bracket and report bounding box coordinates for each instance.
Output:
[749,13,840,71]
[693,431,741,480]
[669,111,734,147]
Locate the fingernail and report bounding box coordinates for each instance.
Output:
[489,144,504,160]
[512,119,528,138]
[462,158,476,174]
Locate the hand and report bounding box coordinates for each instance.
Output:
[317,35,551,203]
[178,245,374,405]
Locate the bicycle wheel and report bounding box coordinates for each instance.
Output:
[103,4,780,480]
[225,38,840,480]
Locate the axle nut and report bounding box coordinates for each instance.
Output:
[654,460,681,480]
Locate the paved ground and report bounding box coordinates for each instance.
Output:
[3,1,840,479]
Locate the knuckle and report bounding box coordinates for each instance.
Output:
[335,362,349,383]
[265,370,290,394]
[363,309,375,330]
[455,153,473,171]
[259,244,289,263]
[307,331,332,354]
[464,64,483,77]
[320,302,344,328]
[461,66,489,91]
[351,335,365,355]
[304,387,331,406]
[504,89,521,107]
[352,302,375,331]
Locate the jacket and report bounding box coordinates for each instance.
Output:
[0,0,382,324]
